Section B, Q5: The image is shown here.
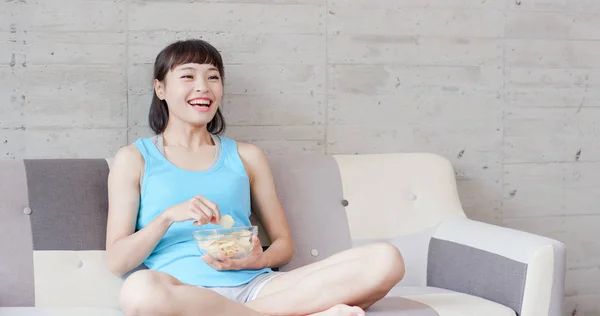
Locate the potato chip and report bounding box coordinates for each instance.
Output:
[220,215,234,229]
[197,229,254,259]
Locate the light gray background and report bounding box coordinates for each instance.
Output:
[1,0,599,314]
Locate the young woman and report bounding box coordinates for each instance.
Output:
[105,39,405,316]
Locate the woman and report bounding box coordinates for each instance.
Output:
[105,39,405,316]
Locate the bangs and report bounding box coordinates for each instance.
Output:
[154,39,224,79]
[168,42,221,71]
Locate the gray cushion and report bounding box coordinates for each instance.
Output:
[266,155,353,271]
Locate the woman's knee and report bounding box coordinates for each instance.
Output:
[119,270,178,315]
[363,243,405,288]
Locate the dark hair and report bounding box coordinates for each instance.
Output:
[148,39,226,135]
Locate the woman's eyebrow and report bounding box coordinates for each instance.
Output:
[176,66,218,72]
[177,67,195,72]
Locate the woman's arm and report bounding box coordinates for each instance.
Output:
[105,145,174,277]
[238,142,294,269]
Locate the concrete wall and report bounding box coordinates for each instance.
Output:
[1,0,599,314]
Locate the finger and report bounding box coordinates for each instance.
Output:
[189,199,205,222]
[251,236,262,251]
[191,200,214,224]
[189,207,209,225]
[212,259,225,270]
[196,196,221,223]
[209,216,220,225]
[194,199,216,222]
[249,236,258,251]
[201,254,213,264]
[201,254,223,270]
[219,257,236,270]
[214,251,227,262]
[189,211,201,225]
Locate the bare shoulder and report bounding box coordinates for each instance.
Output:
[109,144,144,180]
[237,141,266,161]
[115,144,142,159]
[236,141,270,182]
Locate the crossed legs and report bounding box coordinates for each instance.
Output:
[120,243,405,316]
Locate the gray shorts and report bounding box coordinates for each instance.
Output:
[203,272,282,303]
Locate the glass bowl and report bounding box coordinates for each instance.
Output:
[192,226,258,260]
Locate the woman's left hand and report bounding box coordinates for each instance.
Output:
[201,236,266,271]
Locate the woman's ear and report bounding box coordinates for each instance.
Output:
[154,79,165,100]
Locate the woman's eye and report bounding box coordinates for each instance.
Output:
[181,75,193,79]
[209,75,220,80]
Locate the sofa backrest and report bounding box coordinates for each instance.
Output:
[0,152,465,308]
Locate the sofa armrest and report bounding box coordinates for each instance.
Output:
[427,217,566,316]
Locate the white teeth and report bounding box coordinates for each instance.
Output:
[189,99,211,105]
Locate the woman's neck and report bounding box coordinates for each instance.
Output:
[161,123,214,150]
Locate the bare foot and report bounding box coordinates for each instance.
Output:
[310,304,365,316]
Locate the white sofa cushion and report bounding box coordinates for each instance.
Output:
[369,286,516,316]
[0,307,123,316]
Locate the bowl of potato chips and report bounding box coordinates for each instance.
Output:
[193,215,257,260]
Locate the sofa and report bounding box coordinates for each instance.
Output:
[0,152,565,315]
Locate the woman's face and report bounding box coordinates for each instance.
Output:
[154,62,223,129]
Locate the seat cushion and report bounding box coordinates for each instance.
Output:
[0,288,515,316]
[0,307,123,316]
[366,287,516,316]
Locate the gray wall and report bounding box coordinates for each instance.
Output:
[1,0,599,314]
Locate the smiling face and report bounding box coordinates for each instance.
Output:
[148,39,226,135]
[154,63,223,129]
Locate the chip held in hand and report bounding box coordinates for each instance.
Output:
[220,215,234,229]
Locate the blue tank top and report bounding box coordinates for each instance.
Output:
[133,135,271,287]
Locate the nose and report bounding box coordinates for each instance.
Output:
[194,77,209,92]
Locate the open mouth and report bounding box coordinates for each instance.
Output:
[188,98,212,112]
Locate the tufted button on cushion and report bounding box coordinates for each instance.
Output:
[310,249,319,257]
[75,260,83,268]
[23,207,32,215]
[266,155,353,272]
[411,194,418,201]
[341,199,349,207]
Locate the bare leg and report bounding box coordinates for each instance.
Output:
[119,243,404,316]
[245,243,405,316]
[310,305,366,316]
[120,270,377,316]
[119,270,267,316]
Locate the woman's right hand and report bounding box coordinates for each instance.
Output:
[163,195,221,226]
